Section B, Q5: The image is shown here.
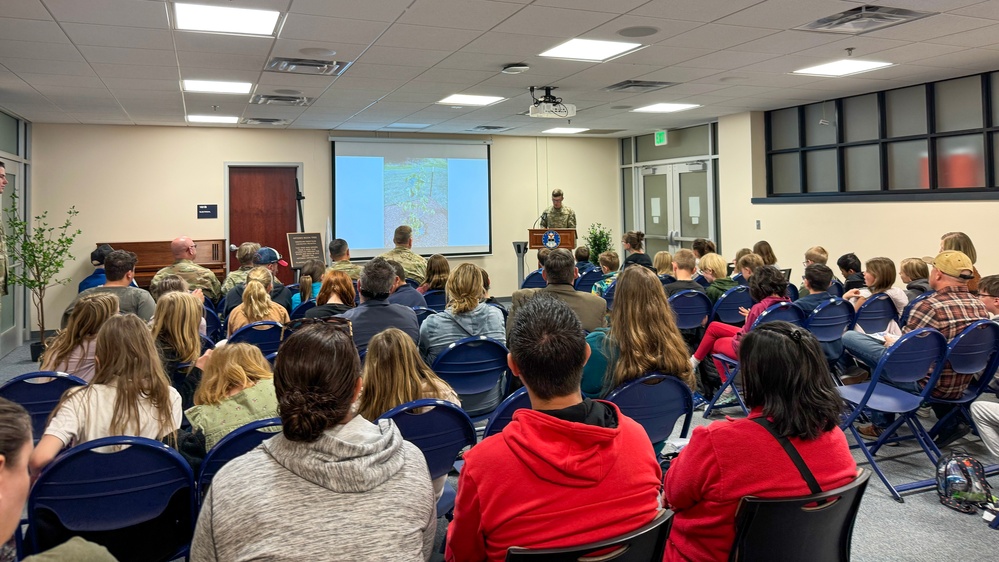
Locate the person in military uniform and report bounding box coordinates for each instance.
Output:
[539,188,576,229]
[0,162,7,302]
[220,241,260,295]
[326,238,362,280]
[377,226,427,283]
[149,236,222,302]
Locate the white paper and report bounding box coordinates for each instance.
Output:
[653,216,659,224]
[651,197,661,217]
[688,196,700,218]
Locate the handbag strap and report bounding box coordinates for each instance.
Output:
[751,417,822,494]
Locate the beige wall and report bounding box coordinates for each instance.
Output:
[30,125,621,331]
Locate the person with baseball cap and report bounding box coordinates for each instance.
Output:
[78,244,114,293]
[221,246,292,319]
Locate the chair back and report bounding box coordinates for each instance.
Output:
[669,290,712,330]
[203,302,222,342]
[378,399,476,480]
[352,280,361,304]
[803,299,855,343]
[729,470,871,562]
[405,278,420,289]
[26,436,196,562]
[289,299,316,320]
[875,328,947,386]
[413,306,437,326]
[200,334,215,354]
[483,387,531,438]
[751,302,805,329]
[198,417,281,499]
[780,268,792,282]
[431,336,509,396]
[284,283,299,293]
[853,293,899,333]
[711,285,754,325]
[899,290,934,326]
[265,352,277,365]
[0,372,87,442]
[828,279,845,298]
[521,270,546,289]
[603,280,617,309]
[659,274,677,287]
[575,268,603,293]
[732,272,748,286]
[506,509,674,561]
[931,320,999,397]
[424,289,447,312]
[228,320,284,355]
[605,373,693,444]
[693,274,710,288]
[785,283,799,301]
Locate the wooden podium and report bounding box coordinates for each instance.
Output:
[528,228,577,250]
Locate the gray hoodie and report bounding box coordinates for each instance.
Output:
[191,416,436,561]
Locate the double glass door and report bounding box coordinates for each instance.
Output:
[639,162,713,257]
[1,165,23,357]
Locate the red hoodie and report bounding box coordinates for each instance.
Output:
[445,401,663,562]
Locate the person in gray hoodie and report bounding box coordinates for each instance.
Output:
[191,323,436,561]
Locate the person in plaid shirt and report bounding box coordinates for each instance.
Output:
[842,250,989,446]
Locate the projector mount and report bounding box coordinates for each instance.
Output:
[528,86,576,118]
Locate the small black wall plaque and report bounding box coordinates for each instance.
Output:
[197,204,218,219]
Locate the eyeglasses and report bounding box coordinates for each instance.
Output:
[979,293,998,299]
[282,316,353,339]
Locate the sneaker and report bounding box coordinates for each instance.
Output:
[916,404,933,418]
[840,366,870,385]
[692,392,708,411]
[856,423,899,446]
[933,423,971,449]
[714,388,738,407]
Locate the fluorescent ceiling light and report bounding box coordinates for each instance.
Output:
[792,59,893,77]
[539,38,643,62]
[183,80,252,94]
[544,127,589,134]
[437,94,505,106]
[187,115,239,124]
[632,103,701,113]
[175,3,280,35]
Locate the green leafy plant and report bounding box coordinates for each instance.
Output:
[584,223,613,266]
[4,189,81,344]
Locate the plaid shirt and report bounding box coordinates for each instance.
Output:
[904,284,990,399]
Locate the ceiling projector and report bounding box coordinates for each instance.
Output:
[528,86,576,118]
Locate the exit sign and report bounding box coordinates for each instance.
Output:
[654,130,667,146]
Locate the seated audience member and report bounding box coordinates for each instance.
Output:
[420,263,506,363]
[971,401,999,457]
[735,252,764,282]
[150,236,222,302]
[40,293,118,383]
[227,267,291,337]
[536,247,551,270]
[574,246,594,274]
[62,249,155,327]
[29,315,182,474]
[290,258,326,309]
[445,294,664,562]
[78,243,113,293]
[653,251,673,276]
[837,252,865,291]
[222,247,292,319]
[305,270,356,319]
[186,344,278,450]
[977,275,999,319]
[699,253,737,303]
[417,254,450,295]
[481,268,505,310]
[357,328,459,497]
[591,250,620,298]
[336,257,419,354]
[386,259,427,309]
[843,257,907,331]
[691,238,716,261]
[733,247,751,264]
[220,242,260,296]
[665,322,857,562]
[377,225,428,283]
[191,324,435,561]
[663,249,706,296]
[153,291,208,410]
[511,248,607,333]
[941,231,981,293]
[621,230,653,270]
[752,240,778,266]
[327,238,362,280]
[582,266,694,399]
[798,245,830,294]
[900,257,931,302]
[690,266,791,405]
[152,274,207,337]
[794,264,842,365]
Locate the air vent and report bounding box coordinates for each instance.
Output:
[604,80,677,93]
[583,129,625,135]
[467,125,513,132]
[241,118,289,125]
[266,57,352,76]
[796,5,935,35]
[250,94,312,106]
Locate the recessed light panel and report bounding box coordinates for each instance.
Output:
[631,103,701,113]
[792,59,893,77]
[544,127,589,134]
[437,94,505,106]
[539,38,643,62]
[187,115,239,124]
[182,80,252,94]
[175,3,280,36]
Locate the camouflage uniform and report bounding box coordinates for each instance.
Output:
[220,265,253,296]
[377,246,427,283]
[540,205,576,229]
[150,259,222,302]
[327,259,363,280]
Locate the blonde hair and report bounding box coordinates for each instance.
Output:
[865,257,897,294]
[154,275,189,301]
[241,267,274,322]
[737,253,765,274]
[733,248,752,263]
[445,263,482,314]
[317,269,356,307]
[357,328,454,421]
[605,267,694,392]
[698,253,728,278]
[194,343,272,406]
[599,251,620,271]
[236,242,261,266]
[900,257,928,281]
[805,246,828,264]
[151,291,203,366]
[941,232,977,263]
[424,254,450,291]
[672,249,696,272]
[652,251,673,275]
[297,259,326,305]
[41,293,119,371]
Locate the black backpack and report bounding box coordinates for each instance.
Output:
[935,449,995,514]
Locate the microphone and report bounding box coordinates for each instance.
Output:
[533,211,548,228]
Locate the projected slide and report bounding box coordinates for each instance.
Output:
[334,142,491,259]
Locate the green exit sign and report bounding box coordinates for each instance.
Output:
[654,130,667,146]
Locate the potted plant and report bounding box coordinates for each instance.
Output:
[584,223,613,266]
[4,189,81,361]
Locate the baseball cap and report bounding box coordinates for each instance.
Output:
[255,247,288,267]
[91,244,114,266]
[923,251,975,280]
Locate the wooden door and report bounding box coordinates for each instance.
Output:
[228,167,298,285]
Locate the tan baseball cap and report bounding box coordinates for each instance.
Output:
[923,251,974,280]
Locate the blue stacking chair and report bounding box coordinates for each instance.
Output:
[521,269,546,289]
[803,298,855,366]
[265,352,277,365]
[575,268,603,293]
[200,334,215,354]
[482,387,531,438]
[828,279,845,298]
[899,291,934,326]
[785,283,799,301]
[424,289,447,312]
[25,436,196,562]
[692,273,710,288]
[285,283,299,294]
[925,320,999,439]
[0,372,87,443]
[669,290,712,330]
[378,399,476,520]
[431,336,510,423]
[605,373,693,457]
[659,273,677,288]
[405,278,420,289]
[228,321,284,355]
[203,302,222,342]
[290,299,316,320]
[732,272,748,286]
[602,280,617,309]
[413,306,437,326]
[853,293,899,334]
[710,285,753,326]
[198,417,282,502]
[838,328,947,502]
[352,280,361,305]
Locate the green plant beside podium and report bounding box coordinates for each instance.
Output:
[584,223,613,266]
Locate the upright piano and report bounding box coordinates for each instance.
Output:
[96,239,226,289]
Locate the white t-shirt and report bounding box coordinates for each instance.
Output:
[44,383,182,447]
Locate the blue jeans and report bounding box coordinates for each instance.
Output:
[842,331,922,427]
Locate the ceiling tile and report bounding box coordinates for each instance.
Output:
[414,67,496,85]
[271,40,369,62]
[0,18,71,43]
[280,14,389,44]
[676,50,779,70]
[4,0,52,21]
[629,0,765,23]
[865,14,995,41]
[289,0,412,22]
[376,24,483,51]
[794,35,910,59]
[553,62,668,90]
[44,0,169,28]
[79,46,177,66]
[93,62,179,80]
[0,40,84,62]
[866,42,966,64]
[174,33,275,56]
[658,24,777,50]
[343,64,425,81]
[612,45,715,66]
[62,23,174,49]
[18,73,105,88]
[534,0,647,14]
[2,58,95,76]
[178,51,266,72]
[103,77,182,92]
[582,15,702,43]
[636,67,724,83]
[259,72,336,88]
[358,45,452,67]
[715,0,848,30]
[330,76,407,92]
[400,0,524,30]
[918,48,999,69]
[951,0,999,20]
[493,5,617,37]
[926,24,999,48]
[729,30,847,55]
[461,32,566,58]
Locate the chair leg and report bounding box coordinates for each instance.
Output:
[847,425,904,503]
[703,363,738,419]
[905,416,941,464]
[868,415,908,456]
[927,405,962,438]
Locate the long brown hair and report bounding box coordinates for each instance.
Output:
[41,293,118,371]
[151,291,202,365]
[297,259,326,304]
[194,343,272,406]
[357,328,454,421]
[753,240,778,265]
[316,269,355,307]
[424,254,450,290]
[865,257,897,294]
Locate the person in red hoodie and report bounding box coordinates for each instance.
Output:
[665,321,858,561]
[445,294,664,562]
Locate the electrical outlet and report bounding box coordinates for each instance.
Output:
[756,220,761,230]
